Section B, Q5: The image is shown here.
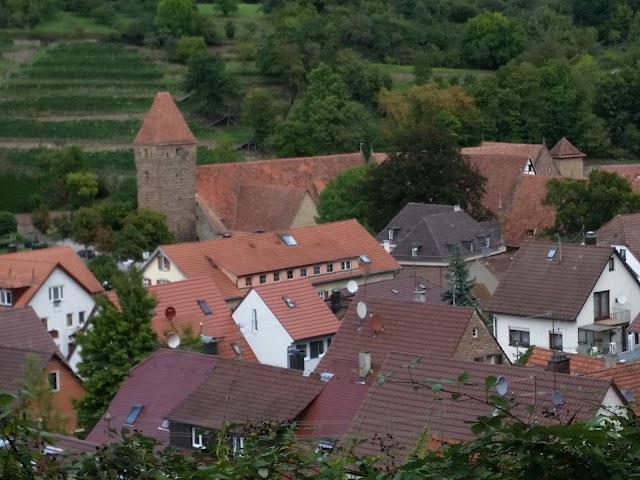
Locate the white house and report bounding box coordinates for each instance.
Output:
[489,242,640,362]
[0,247,103,363]
[231,279,339,372]
[596,214,640,277]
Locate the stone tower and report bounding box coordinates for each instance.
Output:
[549,137,586,179]
[134,92,197,242]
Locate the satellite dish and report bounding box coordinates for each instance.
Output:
[551,390,564,406]
[165,306,176,321]
[166,332,181,349]
[356,301,367,319]
[347,280,359,294]
[617,295,628,305]
[495,375,508,396]
[370,314,384,333]
[622,388,634,402]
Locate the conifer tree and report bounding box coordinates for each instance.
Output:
[441,246,477,306]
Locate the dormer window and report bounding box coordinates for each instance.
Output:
[158,256,170,271]
[388,229,394,240]
[388,227,399,240]
[527,229,534,237]
[0,289,12,306]
[484,236,490,248]
[411,246,420,257]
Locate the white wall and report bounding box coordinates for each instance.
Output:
[140,250,186,285]
[29,267,96,360]
[613,245,640,279]
[232,290,294,369]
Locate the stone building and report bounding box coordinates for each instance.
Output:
[134,92,197,242]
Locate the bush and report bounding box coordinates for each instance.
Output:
[0,211,17,236]
[173,36,207,63]
[224,21,235,40]
[90,3,117,25]
[122,14,156,45]
[235,41,257,61]
[197,14,220,45]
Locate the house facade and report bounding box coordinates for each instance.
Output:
[490,242,640,362]
[597,214,640,277]
[231,280,339,371]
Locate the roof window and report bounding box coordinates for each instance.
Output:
[546,249,557,260]
[359,254,371,264]
[281,234,297,246]
[124,404,143,426]
[283,296,296,308]
[197,299,212,315]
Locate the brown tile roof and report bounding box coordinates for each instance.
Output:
[159,220,400,298]
[502,175,556,247]
[168,356,324,429]
[353,276,446,304]
[86,349,219,445]
[318,297,477,371]
[589,362,640,413]
[0,307,62,353]
[348,351,617,456]
[597,214,640,260]
[550,137,586,159]
[46,433,99,454]
[196,153,386,230]
[249,279,339,341]
[105,278,256,362]
[0,247,103,306]
[297,357,371,439]
[525,347,606,375]
[133,92,196,146]
[629,312,640,333]
[465,142,544,157]
[377,203,504,263]
[481,252,516,283]
[600,165,640,192]
[232,186,310,232]
[0,347,50,391]
[489,242,618,321]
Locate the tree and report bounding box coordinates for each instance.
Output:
[241,89,285,148]
[462,12,525,69]
[224,20,235,39]
[413,52,432,85]
[333,49,391,105]
[0,211,17,236]
[184,51,239,115]
[362,125,488,232]
[71,207,102,248]
[316,166,370,227]
[440,247,476,306]
[66,171,98,207]
[174,35,207,63]
[88,254,120,290]
[31,205,51,234]
[215,0,237,17]
[74,268,158,432]
[269,63,372,157]
[113,209,174,260]
[0,0,57,28]
[155,0,197,36]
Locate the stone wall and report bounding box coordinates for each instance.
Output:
[453,311,506,364]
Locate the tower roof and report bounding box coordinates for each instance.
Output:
[134,92,197,146]
[549,137,586,159]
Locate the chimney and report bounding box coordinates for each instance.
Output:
[453,204,461,212]
[585,231,596,245]
[358,351,371,380]
[200,336,218,355]
[604,353,618,368]
[288,346,305,371]
[330,288,341,313]
[383,239,391,253]
[414,289,426,303]
[547,352,570,374]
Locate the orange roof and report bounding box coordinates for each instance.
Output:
[589,362,640,413]
[106,277,257,362]
[600,165,640,193]
[232,185,310,232]
[0,247,103,306]
[463,142,543,158]
[196,153,386,230]
[549,137,586,159]
[159,220,400,297]
[133,92,196,146]
[525,347,606,375]
[502,175,556,247]
[250,279,339,340]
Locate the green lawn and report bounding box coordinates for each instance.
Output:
[197,3,262,17]
[0,58,12,75]
[35,12,118,34]
[374,63,493,78]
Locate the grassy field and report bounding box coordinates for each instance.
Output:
[373,63,492,90]
[35,12,119,34]
[197,3,262,17]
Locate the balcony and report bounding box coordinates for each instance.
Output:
[595,307,630,326]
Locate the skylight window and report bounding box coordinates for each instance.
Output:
[197,299,212,315]
[359,254,371,264]
[124,404,143,426]
[283,296,296,308]
[546,249,557,260]
[391,289,399,294]
[281,234,297,246]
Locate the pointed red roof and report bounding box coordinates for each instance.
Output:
[134,92,196,146]
[549,137,586,159]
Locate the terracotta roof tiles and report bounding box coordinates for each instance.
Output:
[600,165,640,193]
[232,185,310,232]
[525,347,606,375]
[550,137,586,159]
[589,362,640,413]
[133,92,196,146]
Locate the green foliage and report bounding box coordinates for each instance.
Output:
[316,166,370,227]
[74,268,158,433]
[413,52,432,85]
[155,0,198,35]
[66,171,99,207]
[71,206,102,247]
[0,211,17,236]
[31,204,51,233]
[334,49,392,105]
[0,0,57,28]
[215,0,238,17]
[241,88,285,147]
[88,254,119,290]
[113,208,174,260]
[462,12,526,69]
[224,19,235,39]
[174,35,207,63]
[184,52,239,115]
[544,169,640,236]
[440,246,477,306]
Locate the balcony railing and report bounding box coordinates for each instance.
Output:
[595,308,630,325]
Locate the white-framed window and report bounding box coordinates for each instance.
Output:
[0,288,12,306]
[245,277,253,287]
[48,371,60,392]
[296,338,331,360]
[251,309,258,333]
[158,256,170,271]
[259,274,267,284]
[620,248,627,261]
[300,267,307,277]
[79,311,85,324]
[527,229,535,237]
[609,257,615,271]
[157,279,169,285]
[550,331,563,351]
[341,260,351,271]
[326,263,334,273]
[313,265,321,275]
[388,229,394,240]
[192,427,205,449]
[66,313,73,327]
[318,291,327,300]
[509,328,530,347]
[484,236,490,248]
[273,272,280,282]
[287,270,294,279]
[411,247,419,257]
[232,435,244,455]
[48,286,64,302]
[143,278,151,287]
[472,328,478,338]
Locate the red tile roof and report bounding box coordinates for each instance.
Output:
[502,175,556,247]
[550,137,586,159]
[465,142,544,157]
[525,347,606,375]
[168,356,325,429]
[0,247,103,306]
[232,185,310,232]
[589,362,640,413]
[159,220,400,298]
[47,433,99,454]
[318,297,478,371]
[196,153,386,230]
[348,351,617,457]
[597,213,640,260]
[0,306,63,354]
[353,276,446,304]
[133,92,196,146]
[250,279,339,341]
[86,349,219,445]
[600,165,640,192]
